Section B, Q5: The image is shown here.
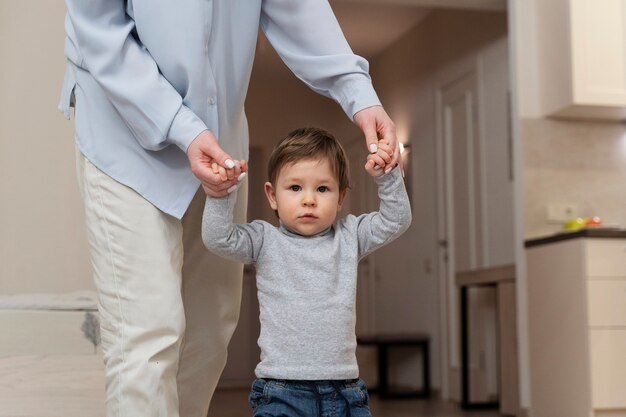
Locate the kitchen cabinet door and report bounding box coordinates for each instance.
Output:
[589,329,626,408]
[538,0,626,120]
[571,0,626,108]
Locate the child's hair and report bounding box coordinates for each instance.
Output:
[267,127,350,191]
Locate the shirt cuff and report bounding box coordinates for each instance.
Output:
[336,77,382,121]
[167,105,208,153]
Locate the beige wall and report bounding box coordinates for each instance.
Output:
[0,1,93,294]
[522,118,626,238]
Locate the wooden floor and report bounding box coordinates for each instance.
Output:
[0,355,105,417]
[0,355,501,417]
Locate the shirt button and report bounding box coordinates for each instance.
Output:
[208,96,216,106]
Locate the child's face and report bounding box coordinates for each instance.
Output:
[264,158,347,236]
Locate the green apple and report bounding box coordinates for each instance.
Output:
[563,218,586,231]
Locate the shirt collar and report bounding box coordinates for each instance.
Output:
[278,221,334,239]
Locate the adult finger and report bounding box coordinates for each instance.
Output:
[354,107,381,154]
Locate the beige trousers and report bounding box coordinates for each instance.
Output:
[76,151,247,417]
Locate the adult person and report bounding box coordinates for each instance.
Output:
[59,1,399,417]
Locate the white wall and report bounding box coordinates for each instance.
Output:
[0,1,93,294]
[523,119,626,239]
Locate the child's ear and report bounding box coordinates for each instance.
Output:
[264,182,278,210]
[337,189,348,211]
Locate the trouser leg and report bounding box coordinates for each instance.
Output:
[177,182,248,417]
[76,151,186,417]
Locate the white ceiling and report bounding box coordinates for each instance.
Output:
[253,0,506,76]
[333,0,506,12]
[330,2,431,59]
[330,0,507,58]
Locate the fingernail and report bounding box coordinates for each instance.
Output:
[385,166,392,174]
[225,159,235,169]
[227,185,238,194]
[374,165,381,170]
[369,144,378,153]
[237,172,247,181]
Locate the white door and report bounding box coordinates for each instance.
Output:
[436,70,497,402]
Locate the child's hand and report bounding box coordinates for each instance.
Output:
[364,140,393,177]
[211,159,248,187]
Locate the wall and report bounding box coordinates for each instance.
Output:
[0,1,93,294]
[523,119,626,239]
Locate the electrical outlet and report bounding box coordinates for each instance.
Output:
[546,203,579,223]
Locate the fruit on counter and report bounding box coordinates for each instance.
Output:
[563,216,602,231]
[563,218,586,231]
[585,216,602,227]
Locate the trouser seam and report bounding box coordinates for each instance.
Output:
[88,162,127,417]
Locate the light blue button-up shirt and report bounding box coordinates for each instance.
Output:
[59,0,380,218]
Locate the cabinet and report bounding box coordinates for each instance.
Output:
[537,0,626,120]
[526,237,626,417]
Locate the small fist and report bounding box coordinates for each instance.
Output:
[364,140,394,177]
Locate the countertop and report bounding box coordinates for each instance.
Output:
[525,228,626,248]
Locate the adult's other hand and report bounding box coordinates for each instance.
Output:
[187,130,244,197]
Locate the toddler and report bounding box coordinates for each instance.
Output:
[202,127,411,416]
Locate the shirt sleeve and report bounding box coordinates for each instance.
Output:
[260,0,382,120]
[355,168,412,259]
[64,0,207,152]
[202,191,265,264]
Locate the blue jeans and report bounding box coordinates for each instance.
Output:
[248,378,372,417]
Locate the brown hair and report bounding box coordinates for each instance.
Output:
[267,127,350,191]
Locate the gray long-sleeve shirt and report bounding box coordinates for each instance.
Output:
[202,168,411,380]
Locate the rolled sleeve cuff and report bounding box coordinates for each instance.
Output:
[167,105,208,153]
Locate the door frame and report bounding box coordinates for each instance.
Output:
[435,58,489,400]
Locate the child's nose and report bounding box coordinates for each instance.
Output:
[302,193,316,207]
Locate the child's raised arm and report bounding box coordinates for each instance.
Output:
[355,142,411,258]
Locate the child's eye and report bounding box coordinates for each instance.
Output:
[289,185,301,192]
[317,186,328,193]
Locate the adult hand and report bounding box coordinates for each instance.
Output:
[353,106,400,173]
[187,130,246,197]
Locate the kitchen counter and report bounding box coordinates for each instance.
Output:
[525,228,626,248]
